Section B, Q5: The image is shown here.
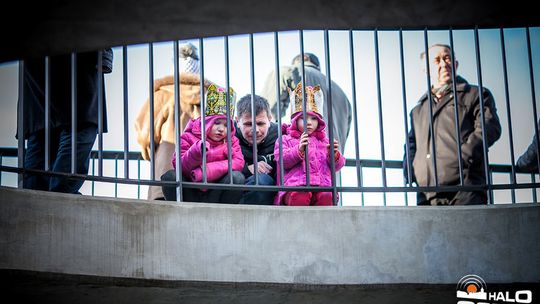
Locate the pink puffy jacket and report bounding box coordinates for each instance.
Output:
[173,115,245,182]
[274,112,345,205]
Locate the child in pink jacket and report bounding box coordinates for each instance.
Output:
[274,83,345,206]
[162,84,245,203]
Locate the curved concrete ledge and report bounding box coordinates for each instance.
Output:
[0,186,539,284]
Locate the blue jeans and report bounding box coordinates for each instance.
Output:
[240,173,276,205]
[23,124,97,194]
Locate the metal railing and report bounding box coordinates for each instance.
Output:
[1,27,540,205]
[1,148,539,205]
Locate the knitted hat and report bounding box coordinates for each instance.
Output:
[179,43,200,75]
[289,83,324,117]
[205,84,236,118]
[291,53,321,70]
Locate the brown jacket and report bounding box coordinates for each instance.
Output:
[134,73,211,199]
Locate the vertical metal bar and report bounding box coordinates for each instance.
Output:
[499,28,517,203]
[532,173,537,203]
[199,38,207,183]
[526,27,540,203]
[45,56,51,171]
[323,30,338,205]
[115,156,118,198]
[361,165,364,206]
[91,157,95,196]
[398,29,411,206]
[249,33,259,185]
[448,29,465,186]
[0,154,3,186]
[274,32,285,186]
[473,27,493,204]
[97,50,104,177]
[18,61,25,188]
[137,157,141,199]
[173,40,183,202]
[71,52,78,175]
[349,30,363,197]
[423,29,439,188]
[148,43,156,181]
[374,29,387,206]
[123,46,130,179]
[299,30,310,186]
[225,36,233,184]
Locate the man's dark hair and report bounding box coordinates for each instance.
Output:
[236,94,272,118]
[291,53,320,69]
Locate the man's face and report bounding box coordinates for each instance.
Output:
[236,111,271,145]
[426,46,458,87]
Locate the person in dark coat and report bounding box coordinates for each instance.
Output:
[404,44,502,205]
[17,49,113,193]
[234,94,278,205]
[516,120,540,173]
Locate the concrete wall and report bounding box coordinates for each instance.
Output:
[1,186,539,284]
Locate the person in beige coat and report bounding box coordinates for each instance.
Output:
[135,43,211,200]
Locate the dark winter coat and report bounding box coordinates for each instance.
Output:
[17,49,113,139]
[235,122,278,179]
[404,76,502,203]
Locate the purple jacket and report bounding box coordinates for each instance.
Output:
[173,115,245,182]
[274,112,345,205]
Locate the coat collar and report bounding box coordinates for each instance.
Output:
[418,76,469,106]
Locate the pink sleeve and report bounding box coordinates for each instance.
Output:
[332,151,346,171]
[275,135,304,170]
[180,133,203,176]
[231,136,245,172]
[204,137,245,182]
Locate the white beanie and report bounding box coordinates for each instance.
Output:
[179,43,200,75]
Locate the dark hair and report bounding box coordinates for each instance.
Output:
[291,53,320,68]
[236,94,272,118]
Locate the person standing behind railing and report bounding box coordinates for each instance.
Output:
[17,49,113,193]
[516,120,540,173]
[274,83,345,206]
[234,94,279,205]
[134,43,212,200]
[404,44,502,205]
[161,84,245,203]
[260,52,352,153]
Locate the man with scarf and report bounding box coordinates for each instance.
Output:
[404,44,502,205]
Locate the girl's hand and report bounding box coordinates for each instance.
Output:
[298,132,309,155]
[327,139,340,159]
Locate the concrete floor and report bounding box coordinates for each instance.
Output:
[3,270,461,304]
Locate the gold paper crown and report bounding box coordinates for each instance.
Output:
[289,83,324,116]
[205,84,236,117]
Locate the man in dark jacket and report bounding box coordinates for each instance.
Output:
[404,44,502,205]
[17,49,113,194]
[516,120,540,173]
[235,94,278,205]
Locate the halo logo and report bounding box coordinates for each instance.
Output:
[457,275,488,301]
[456,274,533,304]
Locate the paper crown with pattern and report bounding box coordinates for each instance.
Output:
[289,82,324,116]
[205,84,236,117]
